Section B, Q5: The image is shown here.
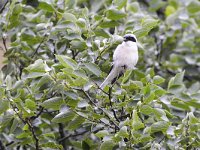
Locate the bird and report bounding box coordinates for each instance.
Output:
[100,34,138,89]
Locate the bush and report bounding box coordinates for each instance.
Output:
[0,0,200,149]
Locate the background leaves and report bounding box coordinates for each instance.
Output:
[0,0,200,149]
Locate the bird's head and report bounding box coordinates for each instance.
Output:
[123,34,137,43]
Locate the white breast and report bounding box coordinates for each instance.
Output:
[113,41,138,69]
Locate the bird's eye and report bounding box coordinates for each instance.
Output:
[127,36,136,42]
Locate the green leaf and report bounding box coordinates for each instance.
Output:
[95,130,109,138]
[100,140,115,150]
[141,19,159,29]
[140,105,153,115]
[151,121,170,133]
[134,28,149,38]
[26,59,50,73]
[25,99,36,111]
[56,55,77,69]
[67,116,85,130]
[187,1,200,14]
[76,18,86,28]
[153,75,165,84]
[114,0,127,9]
[185,99,200,109]
[42,97,64,110]
[39,2,55,12]
[23,124,29,131]
[131,110,144,131]
[165,5,176,17]
[144,92,155,104]
[70,40,87,51]
[63,12,77,22]
[94,29,110,38]
[106,9,126,20]
[41,142,63,150]
[173,71,185,85]
[52,110,76,123]
[134,19,159,38]
[10,118,19,133]
[84,63,101,76]
[5,75,12,90]
[171,98,190,110]
[7,3,22,29]
[82,141,90,150]
[16,132,31,139]
[99,20,120,28]
[117,126,129,138]
[0,99,9,115]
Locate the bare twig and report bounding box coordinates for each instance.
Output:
[94,44,112,63]
[6,93,39,150]
[58,123,67,150]
[74,88,119,130]
[32,35,47,57]
[71,49,79,60]
[31,106,44,120]
[0,0,9,14]
[108,87,120,122]
[0,140,5,150]
[2,37,8,52]
[59,130,88,142]
[26,120,39,150]
[5,141,14,147]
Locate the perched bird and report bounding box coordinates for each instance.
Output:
[100,34,138,89]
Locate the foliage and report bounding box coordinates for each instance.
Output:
[0,0,200,149]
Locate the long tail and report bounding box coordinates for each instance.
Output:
[100,67,120,89]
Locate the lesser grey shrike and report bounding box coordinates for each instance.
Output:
[100,34,138,89]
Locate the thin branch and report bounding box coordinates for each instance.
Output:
[31,106,44,120]
[90,79,109,95]
[108,87,120,122]
[58,123,67,150]
[0,0,9,14]
[5,141,14,147]
[59,130,88,142]
[26,120,39,150]
[94,44,112,64]
[2,37,8,52]
[0,140,5,150]
[76,88,119,130]
[32,35,47,57]
[6,92,39,150]
[71,49,79,60]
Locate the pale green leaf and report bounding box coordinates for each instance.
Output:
[52,110,76,123]
[106,9,126,20]
[100,140,115,150]
[84,63,101,76]
[42,97,64,110]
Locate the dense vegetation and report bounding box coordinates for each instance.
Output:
[0,0,200,149]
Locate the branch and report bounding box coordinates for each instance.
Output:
[0,140,5,150]
[108,87,120,123]
[27,120,39,150]
[59,130,88,142]
[71,49,79,60]
[0,0,9,14]
[94,44,112,64]
[58,123,67,150]
[5,141,14,147]
[32,34,47,57]
[6,92,39,149]
[77,88,119,130]
[2,37,8,52]
[30,106,44,120]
